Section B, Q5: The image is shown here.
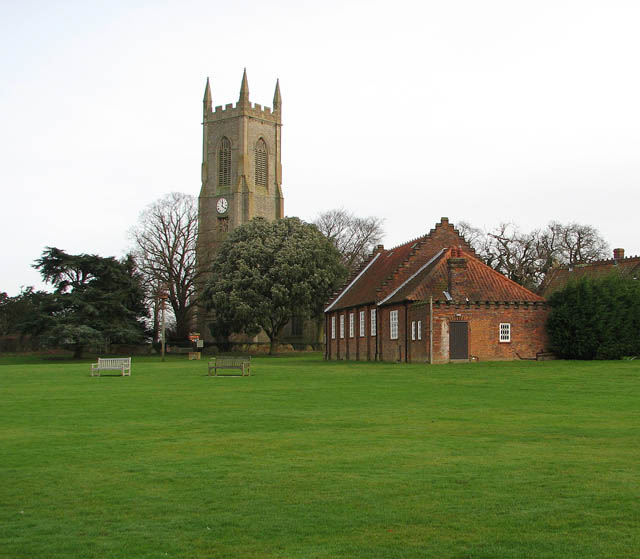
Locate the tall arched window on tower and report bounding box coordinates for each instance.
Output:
[255,138,268,188]
[218,137,231,187]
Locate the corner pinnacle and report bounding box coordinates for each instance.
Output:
[273,78,282,111]
[203,77,212,112]
[238,68,250,106]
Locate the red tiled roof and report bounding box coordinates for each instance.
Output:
[325,237,418,311]
[325,218,542,312]
[540,256,640,296]
[384,248,545,305]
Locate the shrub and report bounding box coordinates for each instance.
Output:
[547,275,640,359]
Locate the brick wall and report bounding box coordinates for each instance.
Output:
[408,304,429,362]
[428,302,548,363]
[326,305,379,360]
[326,302,548,363]
[377,304,407,362]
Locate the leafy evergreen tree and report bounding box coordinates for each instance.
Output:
[547,275,640,359]
[1,288,45,336]
[204,217,347,354]
[26,248,148,358]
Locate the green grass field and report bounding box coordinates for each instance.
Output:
[1,354,638,558]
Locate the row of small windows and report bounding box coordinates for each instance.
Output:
[216,137,269,187]
[330,311,512,343]
[331,309,377,339]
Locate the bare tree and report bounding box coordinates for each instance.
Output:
[314,209,385,273]
[130,192,199,341]
[456,221,486,254]
[547,221,609,265]
[457,219,610,291]
[483,223,543,290]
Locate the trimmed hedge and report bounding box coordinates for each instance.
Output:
[547,274,640,359]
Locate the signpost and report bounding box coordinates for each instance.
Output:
[159,287,168,362]
[188,333,201,360]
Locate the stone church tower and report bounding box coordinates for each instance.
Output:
[196,70,284,338]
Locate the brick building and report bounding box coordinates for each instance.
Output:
[325,218,549,363]
[540,248,640,296]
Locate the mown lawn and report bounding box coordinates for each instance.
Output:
[0,354,638,558]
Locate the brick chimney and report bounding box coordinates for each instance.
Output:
[448,247,467,301]
[371,244,385,257]
[613,248,625,261]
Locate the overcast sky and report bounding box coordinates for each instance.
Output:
[2,0,639,296]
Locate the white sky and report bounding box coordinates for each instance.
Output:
[2,0,639,296]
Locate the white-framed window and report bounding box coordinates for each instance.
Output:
[359,310,365,337]
[390,310,398,340]
[371,309,377,336]
[417,320,422,340]
[340,315,345,339]
[331,316,336,339]
[499,323,511,342]
[349,313,355,338]
[411,321,416,341]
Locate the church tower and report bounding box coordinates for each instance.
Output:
[197,70,283,268]
[196,70,284,338]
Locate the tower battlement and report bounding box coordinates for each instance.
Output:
[209,101,279,122]
[204,69,281,124]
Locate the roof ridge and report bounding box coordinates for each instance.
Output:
[378,248,448,305]
[376,239,429,299]
[384,218,477,254]
[386,233,430,251]
[570,254,640,267]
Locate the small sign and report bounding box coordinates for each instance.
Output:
[197,340,204,348]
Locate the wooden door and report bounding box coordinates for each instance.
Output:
[449,321,469,360]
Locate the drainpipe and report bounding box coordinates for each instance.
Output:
[375,306,380,361]
[429,296,433,365]
[324,313,329,360]
[405,302,409,363]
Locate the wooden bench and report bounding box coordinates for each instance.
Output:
[208,356,251,377]
[91,357,131,377]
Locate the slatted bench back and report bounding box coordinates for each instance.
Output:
[98,358,131,369]
[216,358,246,367]
[208,356,251,376]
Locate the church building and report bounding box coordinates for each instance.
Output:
[325,218,549,363]
[195,71,318,347]
[197,69,283,271]
[196,70,283,341]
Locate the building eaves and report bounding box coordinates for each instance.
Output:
[324,253,381,313]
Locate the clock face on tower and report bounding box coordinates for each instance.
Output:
[216,197,228,214]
